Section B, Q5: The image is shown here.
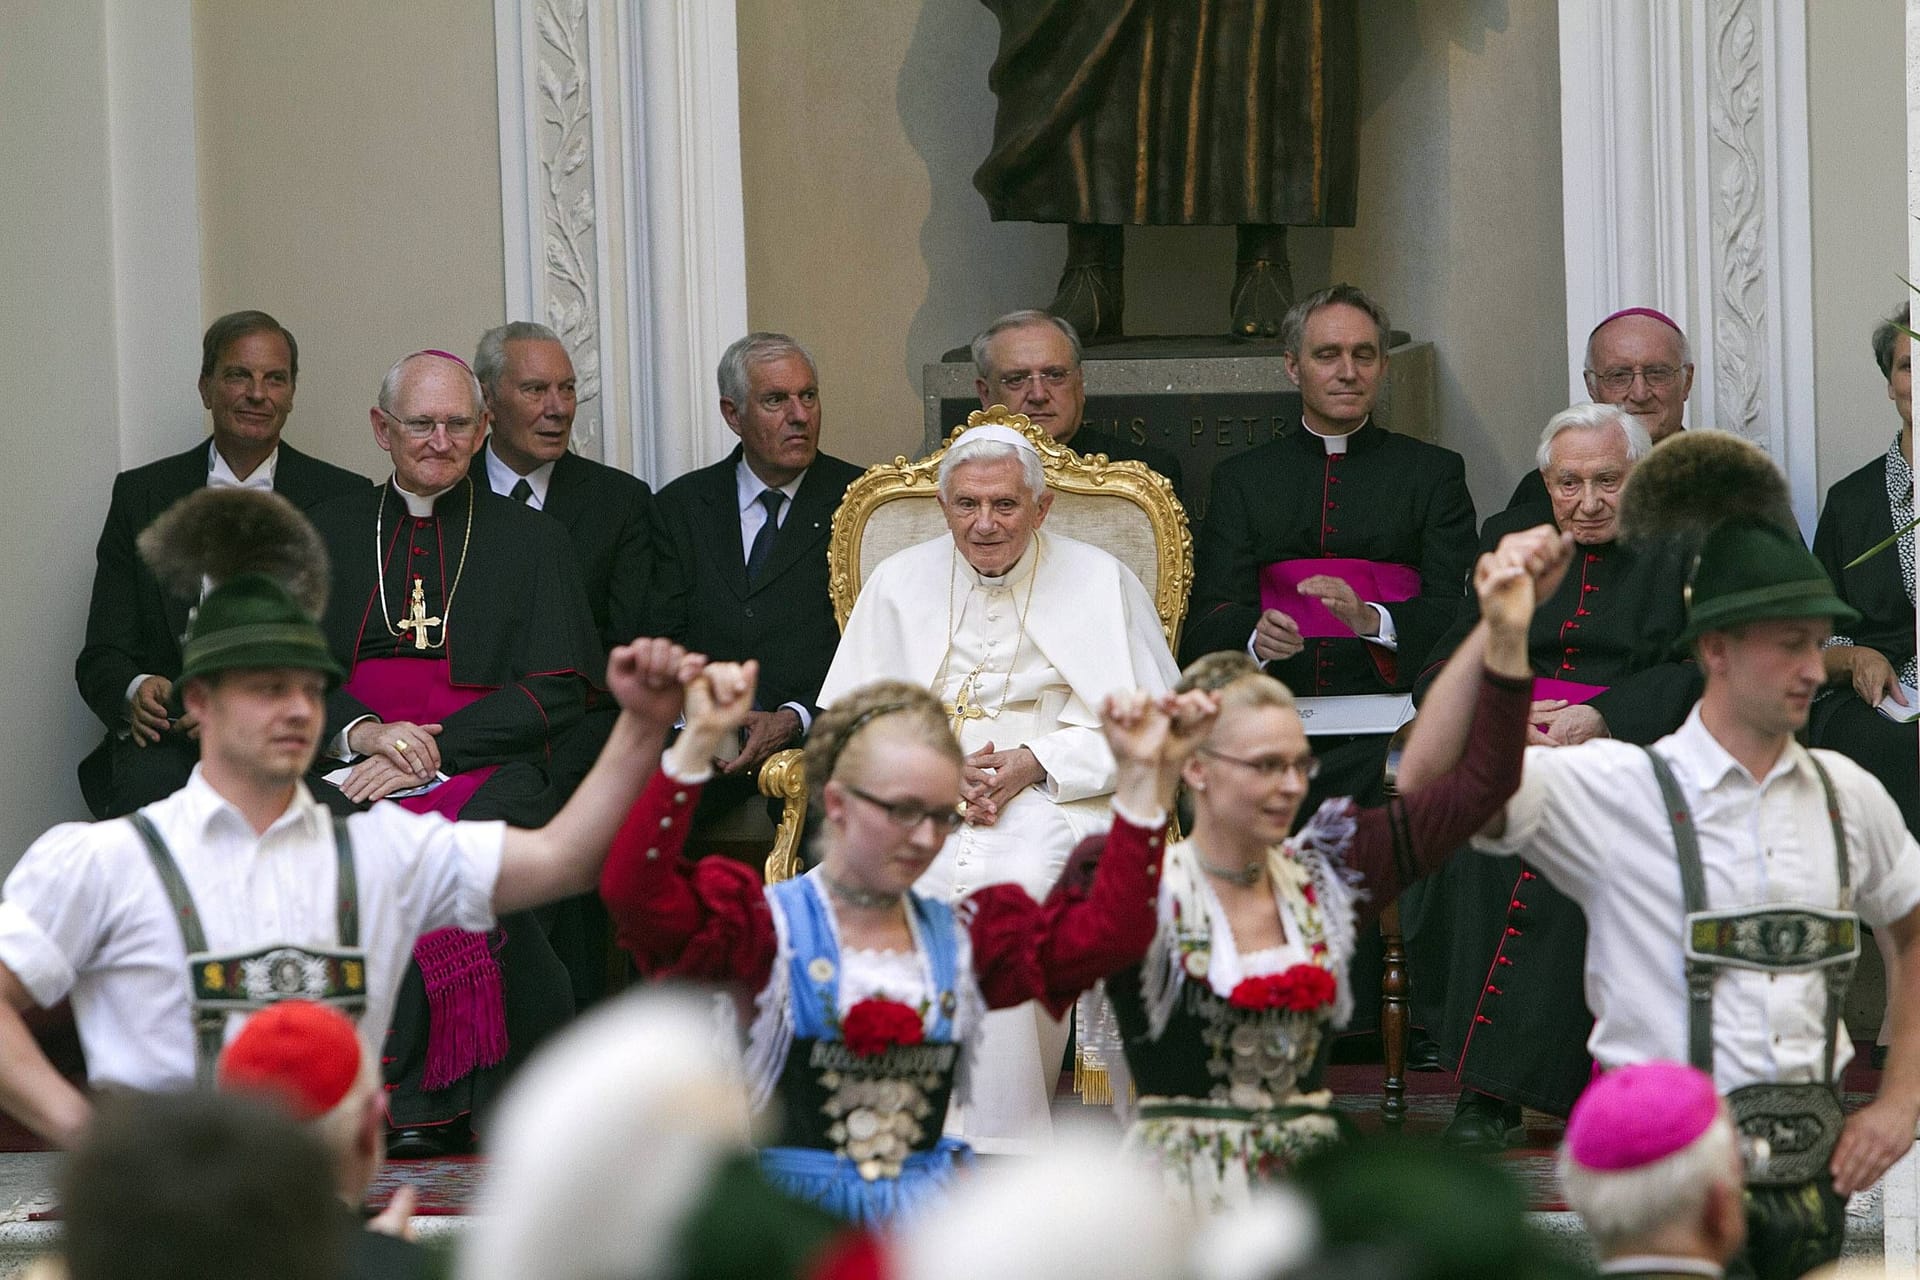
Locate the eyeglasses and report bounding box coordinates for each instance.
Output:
[1196,747,1321,781]
[1590,365,1683,394]
[379,408,481,440]
[996,366,1078,392]
[844,785,966,835]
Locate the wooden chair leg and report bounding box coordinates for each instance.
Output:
[1379,899,1408,1127]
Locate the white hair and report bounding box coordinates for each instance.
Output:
[1536,401,1652,472]
[1557,1111,1739,1253]
[459,990,753,1280]
[937,437,1046,501]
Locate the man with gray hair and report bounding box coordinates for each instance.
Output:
[646,333,863,831]
[818,423,1178,1154]
[1558,1062,1746,1278]
[306,348,604,1157]
[1408,402,1698,1151]
[971,309,1184,497]
[474,322,651,655]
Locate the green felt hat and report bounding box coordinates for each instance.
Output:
[177,572,343,687]
[1677,518,1859,644]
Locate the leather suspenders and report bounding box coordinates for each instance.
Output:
[1642,747,1857,1085]
[129,812,363,1085]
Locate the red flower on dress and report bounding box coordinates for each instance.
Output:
[1228,964,1337,1013]
[841,998,925,1057]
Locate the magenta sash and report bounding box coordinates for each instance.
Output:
[1259,558,1422,638]
[341,657,507,1089]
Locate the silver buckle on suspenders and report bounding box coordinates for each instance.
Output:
[129,811,364,1086]
[1642,747,1858,1187]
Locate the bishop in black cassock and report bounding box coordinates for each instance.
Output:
[307,350,604,1152]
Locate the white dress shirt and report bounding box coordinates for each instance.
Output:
[1475,706,1920,1092]
[734,457,806,559]
[0,769,504,1091]
[483,443,556,510]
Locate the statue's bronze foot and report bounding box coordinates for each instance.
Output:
[1231,223,1294,340]
[1230,257,1293,340]
[1049,263,1124,340]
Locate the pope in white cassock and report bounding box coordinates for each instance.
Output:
[816,424,1180,1153]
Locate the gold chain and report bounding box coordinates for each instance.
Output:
[931,535,1043,730]
[373,476,475,649]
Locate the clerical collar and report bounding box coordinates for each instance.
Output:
[735,456,806,514]
[483,443,556,509]
[208,440,279,491]
[390,477,460,517]
[961,533,1041,590]
[1302,417,1369,455]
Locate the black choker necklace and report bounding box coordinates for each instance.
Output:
[821,872,902,910]
[1197,855,1264,889]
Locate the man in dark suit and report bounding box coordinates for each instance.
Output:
[473,320,652,1007]
[646,332,862,831]
[473,321,651,653]
[74,310,363,818]
[972,309,1185,499]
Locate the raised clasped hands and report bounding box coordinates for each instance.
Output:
[1477,525,1574,632]
[1102,687,1221,810]
[606,637,705,729]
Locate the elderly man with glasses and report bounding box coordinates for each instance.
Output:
[970,310,1184,498]
[817,424,1179,1157]
[1509,307,1696,515]
[305,349,604,1159]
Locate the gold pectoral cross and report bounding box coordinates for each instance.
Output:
[944,673,986,729]
[396,577,442,650]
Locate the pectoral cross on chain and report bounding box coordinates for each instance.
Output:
[397,577,442,650]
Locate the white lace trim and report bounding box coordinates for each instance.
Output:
[1141,798,1363,1039]
[742,884,796,1116]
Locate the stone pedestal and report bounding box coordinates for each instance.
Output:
[922,338,1436,521]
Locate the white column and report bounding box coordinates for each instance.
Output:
[1557,0,1818,531]
[494,0,748,483]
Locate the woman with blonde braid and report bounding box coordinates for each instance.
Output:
[1100,524,1563,1212]
[598,660,1215,1223]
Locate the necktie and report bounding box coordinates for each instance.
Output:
[509,478,534,505]
[746,489,787,585]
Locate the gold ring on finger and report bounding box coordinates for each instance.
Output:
[394,739,410,754]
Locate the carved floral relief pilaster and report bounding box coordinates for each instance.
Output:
[1706,0,1765,445]
[533,0,602,452]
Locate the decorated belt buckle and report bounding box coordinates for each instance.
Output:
[1726,1082,1844,1187]
[189,944,369,1012]
[1683,906,1859,974]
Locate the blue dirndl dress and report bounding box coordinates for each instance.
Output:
[751,875,975,1224]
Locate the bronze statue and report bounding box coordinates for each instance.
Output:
[974,1,1359,341]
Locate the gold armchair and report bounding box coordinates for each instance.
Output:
[758,406,1193,882]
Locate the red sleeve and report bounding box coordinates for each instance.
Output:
[966,812,1166,1018]
[598,768,777,990]
[1346,669,1530,927]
